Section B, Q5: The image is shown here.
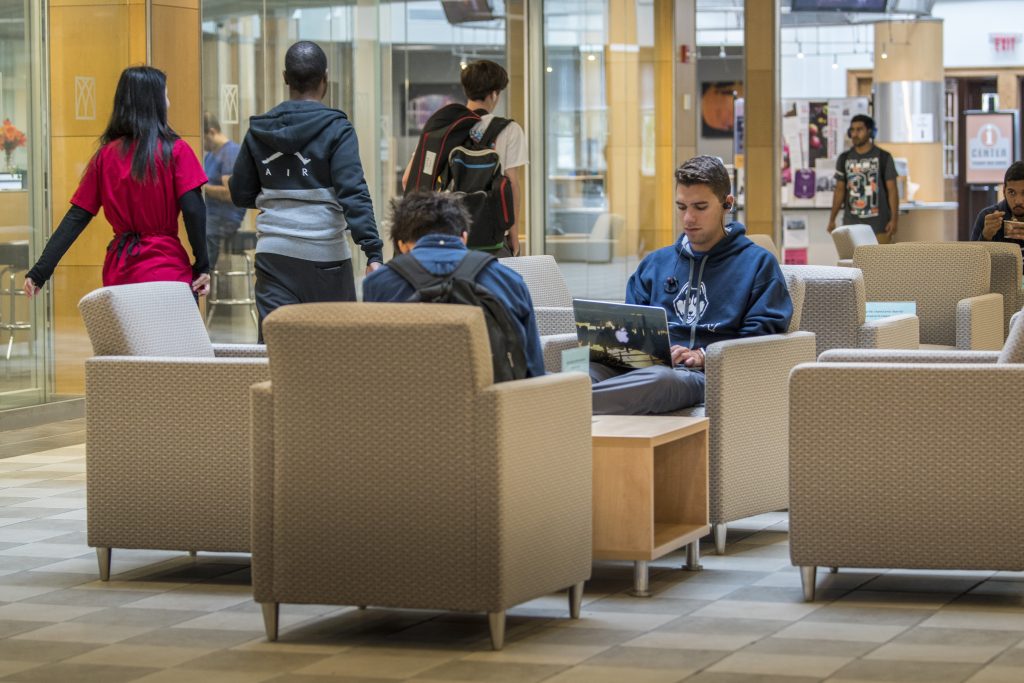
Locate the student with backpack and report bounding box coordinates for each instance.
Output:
[402,60,525,257]
[362,192,543,380]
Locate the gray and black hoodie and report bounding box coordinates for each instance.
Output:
[230,100,382,264]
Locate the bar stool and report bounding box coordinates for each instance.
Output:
[0,241,31,360]
[206,231,257,327]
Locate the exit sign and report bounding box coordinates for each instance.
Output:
[990,34,1021,53]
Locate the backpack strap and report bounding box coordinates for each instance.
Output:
[385,253,444,293]
[449,250,495,282]
[478,117,514,149]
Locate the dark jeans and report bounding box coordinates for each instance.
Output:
[206,216,242,270]
[589,362,706,415]
[254,252,356,342]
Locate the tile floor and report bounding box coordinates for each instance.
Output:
[1,422,1023,682]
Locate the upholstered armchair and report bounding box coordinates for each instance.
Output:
[854,243,1003,350]
[79,281,268,580]
[782,265,919,356]
[790,313,1024,601]
[499,254,575,336]
[252,303,592,649]
[958,242,1022,339]
[748,234,779,258]
[830,223,877,267]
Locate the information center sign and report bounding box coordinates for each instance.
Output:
[965,111,1019,185]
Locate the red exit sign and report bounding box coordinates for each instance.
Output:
[990,34,1021,53]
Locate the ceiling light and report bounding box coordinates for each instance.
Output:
[719,45,726,58]
[459,61,467,70]
[587,54,596,62]
[546,66,553,73]
[796,43,804,59]
[832,55,839,69]
[880,45,888,60]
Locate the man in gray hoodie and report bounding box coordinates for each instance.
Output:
[230,41,383,340]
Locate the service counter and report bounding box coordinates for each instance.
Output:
[777,202,959,266]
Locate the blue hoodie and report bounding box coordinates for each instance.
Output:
[626,222,792,350]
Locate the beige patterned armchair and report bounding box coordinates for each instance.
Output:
[957,241,1022,339]
[499,254,575,336]
[830,223,877,267]
[79,281,268,580]
[252,303,592,649]
[782,265,919,356]
[790,313,1024,601]
[854,243,1003,350]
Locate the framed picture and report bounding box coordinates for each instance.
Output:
[404,83,465,137]
[701,81,743,139]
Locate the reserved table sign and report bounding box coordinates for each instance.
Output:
[865,301,917,322]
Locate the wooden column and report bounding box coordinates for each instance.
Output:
[743,0,780,239]
[48,0,201,394]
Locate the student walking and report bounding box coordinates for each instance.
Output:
[24,66,210,298]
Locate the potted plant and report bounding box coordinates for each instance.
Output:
[2,119,27,189]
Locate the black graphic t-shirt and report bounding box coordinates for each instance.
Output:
[834,146,898,234]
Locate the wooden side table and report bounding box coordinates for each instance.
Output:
[591,415,710,597]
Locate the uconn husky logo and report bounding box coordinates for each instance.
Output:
[673,282,709,325]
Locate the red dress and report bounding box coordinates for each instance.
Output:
[71,139,207,286]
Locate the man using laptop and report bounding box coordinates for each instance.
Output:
[590,155,793,415]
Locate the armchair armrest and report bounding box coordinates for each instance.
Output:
[214,343,267,358]
[482,372,593,606]
[857,314,919,350]
[535,307,575,337]
[819,348,1000,364]
[957,293,1003,351]
[540,333,580,373]
[836,259,854,268]
[789,362,1024,571]
[702,331,816,523]
[250,381,275,601]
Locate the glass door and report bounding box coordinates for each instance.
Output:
[0,0,48,409]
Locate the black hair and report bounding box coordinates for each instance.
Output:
[850,114,876,134]
[284,41,328,94]
[203,111,221,134]
[99,66,178,183]
[1005,161,1024,184]
[674,155,732,203]
[460,60,509,102]
[389,192,470,250]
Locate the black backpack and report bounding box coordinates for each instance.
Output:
[406,104,515,251]
[386,251,528,383]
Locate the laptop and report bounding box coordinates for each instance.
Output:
[572,299,673,370]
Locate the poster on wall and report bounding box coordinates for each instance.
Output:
[701,81,743,138]
[814,158,836,208]
[403,83,464,136]
[964,111,1020,185]
[781,97,869,208]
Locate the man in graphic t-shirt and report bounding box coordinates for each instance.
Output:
[827,114,900,243]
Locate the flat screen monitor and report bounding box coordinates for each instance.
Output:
[790,0,888,11]
[441,0,496,24]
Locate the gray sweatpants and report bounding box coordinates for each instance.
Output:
[589,363,706,415]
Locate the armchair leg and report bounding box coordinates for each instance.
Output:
[188,550,198,558]
[261,602,279,641]
[568,581,584,619]
[488,611,506,650]
[829,566,839,574]
[96,547,111,581]
[800,566,817,602]
[713,523,727,555]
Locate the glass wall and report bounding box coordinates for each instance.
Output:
[0,0,47,409]
[542,0,666,301]
[201,0,513,343]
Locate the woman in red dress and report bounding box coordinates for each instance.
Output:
[24,66,210,298]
